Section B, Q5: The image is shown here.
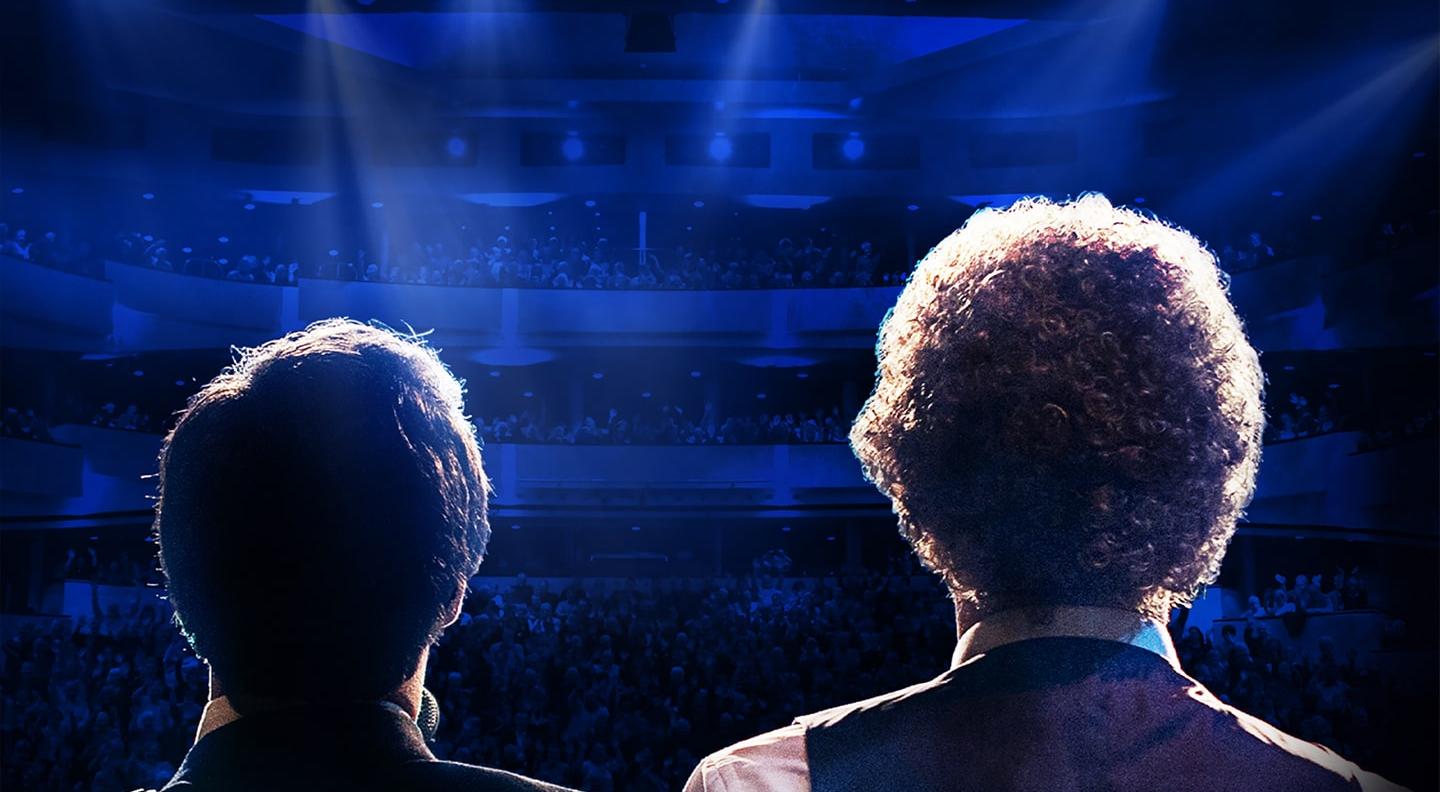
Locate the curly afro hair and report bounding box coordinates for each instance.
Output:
[850,194,1264,620]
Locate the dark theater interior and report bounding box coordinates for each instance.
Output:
[0,1,1436,790]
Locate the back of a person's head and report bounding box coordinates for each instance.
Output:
[851,194,1264,619]
[156,319,488,701]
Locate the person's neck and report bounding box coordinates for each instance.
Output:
[208,647,430,720]
[952,591,1172,638]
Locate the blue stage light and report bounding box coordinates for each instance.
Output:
[243,203,256,211]
[906,204,920,212]
[371,202,383,209]
[446,136,467,158]
[218,236,230,244]
[561,133,585,162]
[523,391,534,398]
[9,187,22,194]
[693,200,705,208]
[592,371,604,380]
[142,193,155,200]
[1270,190,1285,197]
[690,370,702,378]
[489,370,501,378]
[585,199,596,207]
[1134,196,1146,204]
[181,247,192,254]
[630,525,642,532]
[842,134,865,161]
[756,392,767,400]
[709,133,733,161]
[848,97,863,110]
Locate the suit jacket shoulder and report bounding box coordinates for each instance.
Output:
[161,701,576,792]
[793,638,1406,792]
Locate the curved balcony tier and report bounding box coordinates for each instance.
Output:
[1,428,1431,538]
[2,255,1433,352]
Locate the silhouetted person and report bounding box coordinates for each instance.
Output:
[687,196,1404,792]
[154,319,571,791]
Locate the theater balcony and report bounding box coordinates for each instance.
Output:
[3,249,1432,353]
[0,256,906,351]
[0,256,112,350]
[1,425,1433,541]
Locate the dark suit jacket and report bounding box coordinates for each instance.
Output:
[797,637,1406,792]
[160,700,574,792]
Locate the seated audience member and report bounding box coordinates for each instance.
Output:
[1328,571,1348,611]
[1305,575,1335,613]
[152,319,571,791]
[686,195,1403,791]
[1267,575,1298,616]
[1243,594,1268,619]
[1343,569,1370,610]
[1290,575,1314,609]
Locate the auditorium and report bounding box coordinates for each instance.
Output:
[0,1,1435,790]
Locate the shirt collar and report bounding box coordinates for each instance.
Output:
[951,605,1180,671]
[195,695,418,742]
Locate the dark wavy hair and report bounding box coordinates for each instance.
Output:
[155,319,489,700]
[850,195,1264,619]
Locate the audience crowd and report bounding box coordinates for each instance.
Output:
[477,406,850,446]
[1357,406,1438,454]
[1267,389,1344,443]
[0,224,96,277]
[1,407,54,444]
[3,213,911,290]
[87,404,154,435]
[16,387,1429,452]
[1216,231,1282,274]
[308,234,904,290]
[1,567,1427,791]
[101,224,903,290]
[1242,569,1372,618]
[6,400,853,446]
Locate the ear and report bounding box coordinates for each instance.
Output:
[438,585,467,630]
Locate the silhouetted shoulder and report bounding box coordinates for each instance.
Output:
[794,671,953,729]
[153,762,576,792]
[789,640,1409,792]
[1180,681,1408,792]
[393,759,577,791]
